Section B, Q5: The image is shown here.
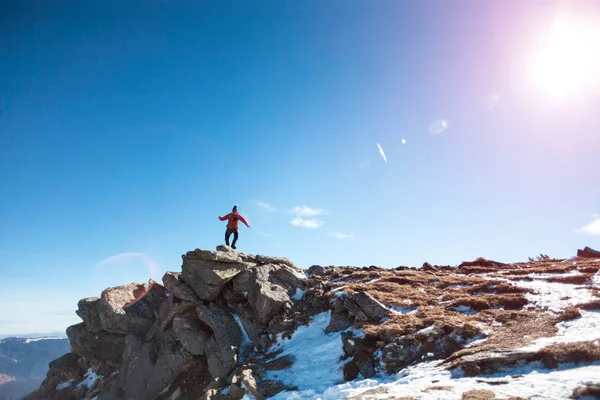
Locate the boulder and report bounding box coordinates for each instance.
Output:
[76,297,103,333]
[351,292,388,321]
[181,249,253,301]
[264,354,295,370]
[255,282,290,325]
[578,246,600,259]
[120,331,191,400]
[172,309,211,356]
[98,282,166,336]
[255,254,294,268]
[307,265,327,276]
[162,272,200,302]
[66,323,126,363]
[196,304,243,379]
[326,312,353,333]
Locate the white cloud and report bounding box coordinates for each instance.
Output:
[258,202,277,212]
[291,205,328,216]
[291,217,324,229]
[327,232,353,239]
[576,216,600,236]
[401,139,407,145]
[376,142,387,162]
[429,119,448,135]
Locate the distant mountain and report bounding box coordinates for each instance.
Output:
[0,333,66,341]
[0,337,70,400]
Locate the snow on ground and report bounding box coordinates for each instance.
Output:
[323,360,600,400]
[293,288,306,301]
[508,275,596,312]
[24,337,67,343]
[56,379,73,390]
[265,311,352,399]
[521,310,600,350]
[265,267,600,399]
[78,368,101,389]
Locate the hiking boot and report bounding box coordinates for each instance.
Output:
[232,245,237,249]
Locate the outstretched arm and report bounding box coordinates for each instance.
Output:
[239,215,251,228]
[219,214,230,221]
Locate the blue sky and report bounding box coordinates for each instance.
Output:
[1,0,599,334]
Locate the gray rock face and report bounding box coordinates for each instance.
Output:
[181,250,253,301]
[66,323,125,363]
[98,282,165,336]
[120,331,191,400]
[196,304,243,379]
[307,265,327,276]
[326,312,353,333]
[76,297,103,333]
[255,254,294,268]
[255,282,290,325]
[162,272,200,302]
[231,263,303,326]
[172,309,210,355]
[351,292,388,321]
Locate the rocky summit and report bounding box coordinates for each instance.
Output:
[25,246,600,400]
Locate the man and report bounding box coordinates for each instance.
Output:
[218,205,250,249]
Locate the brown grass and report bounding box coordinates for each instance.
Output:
[557,306,582,322]
[538,341,600,368]
[423,386,453,392]
[545,274,593,284]
[461,389,495,400]
[576,300,600,310]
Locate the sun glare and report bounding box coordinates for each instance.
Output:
[530,16,600,101]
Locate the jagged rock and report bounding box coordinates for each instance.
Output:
[120,331,191,400]
[172,309,211,355]
[155,359,212,400]
[270,265,308,295]
[197,304,242,379]
[462,390,496,400]
[182,249,252,301]
[66,323,125,363]
[326,311,352,333]
[255,254,294,267]
[255,282,290,325]
[343,361,360,381]
[578,246,600,259]
[456,349,538,376]
[343,298,369,322]
[232,265,295,325]
[265,354,295,370]
[98,282,166,336]
[240,369,264,400]
[230,303,267,347]
[257,380,294,398]
[351,291,388,321]
[76,297,103,333]
[27,353,86,400]
[307,265,327,276]
[228,383,245,399]
[162,272,200,302]
[571,382,600,398]
[205,337,238,380]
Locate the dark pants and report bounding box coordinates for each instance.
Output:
[225,227,239,248]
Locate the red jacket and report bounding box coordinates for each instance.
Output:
[219,212,250,229]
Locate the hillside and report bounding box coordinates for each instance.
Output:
[0,337,69,400]
[26,246,600,400]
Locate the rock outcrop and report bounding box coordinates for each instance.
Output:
[28,247,600,400]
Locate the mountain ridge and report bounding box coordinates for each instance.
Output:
[24,245,600,400]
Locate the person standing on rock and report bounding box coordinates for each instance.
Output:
[218,205,250,249]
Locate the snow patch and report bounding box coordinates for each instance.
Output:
[454,305,478,315]
[56,379,73,390]
[292,288,305,301]
[78,368,101,389]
